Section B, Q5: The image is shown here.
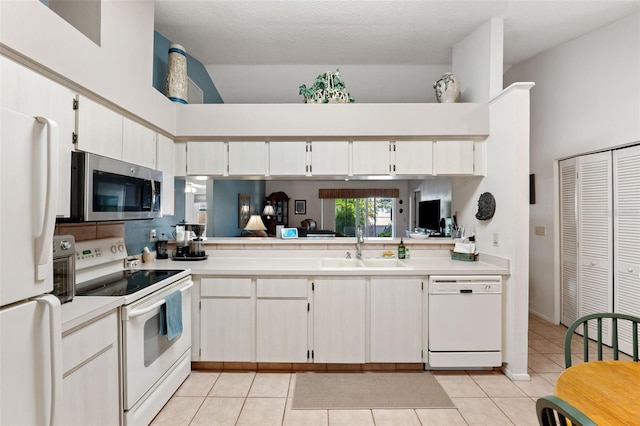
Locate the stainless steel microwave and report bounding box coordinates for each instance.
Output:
[70,152,162,221]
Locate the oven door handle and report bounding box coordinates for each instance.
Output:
[126,281,193,320]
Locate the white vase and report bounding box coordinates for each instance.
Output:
[433,72,460,103]
[166,44,188,104]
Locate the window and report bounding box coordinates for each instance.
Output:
[335,198,394,237]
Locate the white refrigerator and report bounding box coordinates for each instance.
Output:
[0,108,62,425]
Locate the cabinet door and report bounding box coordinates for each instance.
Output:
[310,141,349,176]
[156,133,174,174]
[0,57,76,217]
[174,142,187,177]
[269,141,309,176]
[313,279,366,363]
[256,278,308,362]
[228,141,267,175]
[394,141,433,175]
[370,278,423,362]
[161,172,175,216]
[186,141,226,175]
[560,158,578,327]
[200,278,252,361]
[257,299,308,362]
[75,95,123,160]
[122,116,156,168]
[61,311,119,426]
[613,145,640,355]
[201,298,252,361]
[352,141,390,175]
[434,140,474,175]
[578,152,613,341]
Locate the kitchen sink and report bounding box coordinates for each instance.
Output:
[360,258,411,268]
[320,258,364,268]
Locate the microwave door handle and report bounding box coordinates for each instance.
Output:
[151,178,157,208]
[126,281,193,319]
[34,117,59,281]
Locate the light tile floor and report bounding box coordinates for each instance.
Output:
[151,314,630,425]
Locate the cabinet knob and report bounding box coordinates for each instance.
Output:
[590,261,597,266]
[628,267,635,273]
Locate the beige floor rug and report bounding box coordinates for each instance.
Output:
[292,372,455,410]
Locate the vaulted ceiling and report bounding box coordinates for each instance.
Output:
[155,1,639,103]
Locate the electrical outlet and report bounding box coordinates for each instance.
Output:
[149,229,156,241]
[535,226,546,236]
[493,232,499,247]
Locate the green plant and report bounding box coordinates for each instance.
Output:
[299,69,355,103]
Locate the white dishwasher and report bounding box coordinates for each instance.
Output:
[428,275,502,368]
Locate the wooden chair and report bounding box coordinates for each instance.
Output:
[536,395,596,426]
[564,312,640,368]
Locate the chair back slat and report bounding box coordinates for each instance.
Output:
[633,324,639,361]
[612,317,619,360]
[564,313,640,368]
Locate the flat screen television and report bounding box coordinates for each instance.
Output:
[418,199,441,231]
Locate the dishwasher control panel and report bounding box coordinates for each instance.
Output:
[428,275,502,294]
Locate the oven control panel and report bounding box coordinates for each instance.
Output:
[75,238,128,271]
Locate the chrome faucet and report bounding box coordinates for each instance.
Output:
[356,226,364,259]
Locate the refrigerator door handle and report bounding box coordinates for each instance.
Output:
[34,117,59,281]
[36,294,62,426]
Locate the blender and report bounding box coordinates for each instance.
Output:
[173,222,190,258]
[186,224,206,259]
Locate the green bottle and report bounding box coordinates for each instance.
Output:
[398,238,406,259]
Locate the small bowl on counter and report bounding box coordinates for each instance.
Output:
[407,231,429,240]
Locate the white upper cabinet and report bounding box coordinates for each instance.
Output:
[352,141,391,175]
[186,141,226,175]
[122,116,156,169]
[156,134,174,174]
[75,95,123,160]
[156,134,175,215]
[0,56,76,218]
[228,141,267,176]
[269,141,309,176]
[434,140,475,175]
[394,141,434,176]
[173,142,187,177]
[310,141,349,176]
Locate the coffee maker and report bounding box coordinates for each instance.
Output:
[186,223,206,259]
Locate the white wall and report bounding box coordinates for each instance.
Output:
[453,18,504,102]
[205,64,451,104]
[452,83,533,380]
[0,0,175,133]
[504,13,640,323]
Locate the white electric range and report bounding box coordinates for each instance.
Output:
[75,237,192,426]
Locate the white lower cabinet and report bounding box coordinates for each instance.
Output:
[312,278,366,363]
[200,278,252,361]
[256,278,309,362]
[370,278,423,362]
[61,310,120,426]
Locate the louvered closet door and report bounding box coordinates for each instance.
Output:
[560,158,578,327]
[613,145,640,355]
[578,152,613,343]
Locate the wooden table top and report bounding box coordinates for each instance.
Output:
[555,361,640,425]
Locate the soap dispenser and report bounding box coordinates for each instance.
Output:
[398,238,406,259]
